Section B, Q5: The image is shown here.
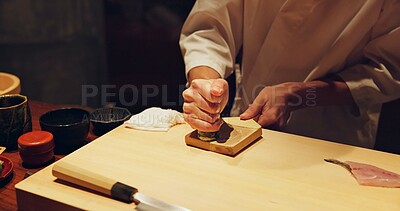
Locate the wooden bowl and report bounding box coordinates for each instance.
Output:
[0,72,20,95]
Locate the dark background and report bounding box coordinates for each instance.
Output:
[0,0,398,154]
[0,0,195,113]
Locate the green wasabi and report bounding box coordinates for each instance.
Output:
[198,131,218,142]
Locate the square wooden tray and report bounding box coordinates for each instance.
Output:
[185,117,262,156]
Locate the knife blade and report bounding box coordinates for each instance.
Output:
[52,160,190,211]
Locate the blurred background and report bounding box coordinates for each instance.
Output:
[0,0,195,113]
[0,0,398,153]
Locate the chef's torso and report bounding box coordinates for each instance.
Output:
[236,0,385,148]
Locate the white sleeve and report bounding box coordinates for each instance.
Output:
[338,0,400,109]
[179,0,243,79]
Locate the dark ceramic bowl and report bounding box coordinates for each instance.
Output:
[0,94,32,151]
[90,107,131,136]
[40,108,90,154]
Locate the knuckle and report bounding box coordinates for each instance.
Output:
[269,114,279,122]
[210,95,223,104]
[258,115,273,127]
[183,114,191,123]
[191,79,200,89]
[208,103,220,114]
[184,115,197,128]
[182,103,191,113]
[182,89,192,99]
[200,114,212,123]
[210,113,220,123]
[248,103,258,111]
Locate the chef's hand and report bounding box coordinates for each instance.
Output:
[240,83,300,130]
[182,78,229,132]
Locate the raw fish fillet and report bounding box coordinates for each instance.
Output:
[324,159,400,188]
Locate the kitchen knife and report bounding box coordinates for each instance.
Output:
[52,160,190,211]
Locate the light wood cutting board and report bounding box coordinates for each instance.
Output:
[15,119,400,210]
[185,117,262,156]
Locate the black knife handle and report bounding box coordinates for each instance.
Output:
[111,182,138,203]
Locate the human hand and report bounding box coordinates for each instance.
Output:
[182,78,229,132]
[240,83,301,130]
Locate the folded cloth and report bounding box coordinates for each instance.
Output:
[124,107,184,131]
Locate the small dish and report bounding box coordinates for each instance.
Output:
[90,107,131,136]
[0,156,13,181]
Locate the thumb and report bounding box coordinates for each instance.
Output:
[210,79,228,97]
[240,104,262,120]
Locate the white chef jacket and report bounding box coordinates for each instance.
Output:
[180,0,400,148]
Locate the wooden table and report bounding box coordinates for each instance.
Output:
[0,101,97,210]
[14,117,400,210]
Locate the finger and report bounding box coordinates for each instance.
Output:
[240,89,268,120]
[192,79,227,103]
[253,113,261,122]
[183,114,223,132]
[189,79,227,114]
[265,121,285,131]
[276,118,287,130]
[257,113,276,128]
[184,112,220,125]
[184,87,221,114]
[274,112,289,130]
[257,107,288,130]
[240,103,262,120]
[182,88,194,103]
[192,91,222,114]
[210,79,228,98]
[183,102,220,123]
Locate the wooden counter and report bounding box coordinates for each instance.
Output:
[15,119,400,210]
[0,100,96,210]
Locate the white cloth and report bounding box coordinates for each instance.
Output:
[124,107,184,132]
[180,0,400,148]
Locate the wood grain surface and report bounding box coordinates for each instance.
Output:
[185,118,262,156]
[15,118,400,211]
[0,100,97,210]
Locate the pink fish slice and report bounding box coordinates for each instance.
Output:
[324,159,400,188]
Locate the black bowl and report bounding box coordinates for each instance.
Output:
[39,108,90,154]
[90,107,131,136]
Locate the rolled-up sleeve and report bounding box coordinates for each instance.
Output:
[338,0,400,110]
[179,0,243,79]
